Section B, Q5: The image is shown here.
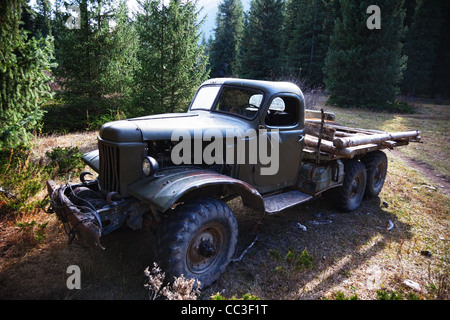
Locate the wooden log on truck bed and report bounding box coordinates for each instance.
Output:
[333,130,420,149]
[305,135,375,159]
[305,134,414,160]
[305,134,338,154]
[305,110,335,122]
[305,122,336,140]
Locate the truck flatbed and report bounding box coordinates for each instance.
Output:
[303,109,421,162]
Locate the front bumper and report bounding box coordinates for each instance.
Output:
[47,180,104,250]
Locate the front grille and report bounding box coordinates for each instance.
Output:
[99,141,120,193]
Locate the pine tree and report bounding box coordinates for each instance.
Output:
[0,0,54,149]
[433,2,450,99]
[35,0,52,38]
[53,0,117,129]
[401,0,448,98]
[20,1,52,39]
[282,0,337,86]
[133,0,209,116]
[281,0,302,77]
[209,0,244,78]
[238,0,285,80]
[324,0,407,109]
[105,0,138,112]
[20,2,37,38]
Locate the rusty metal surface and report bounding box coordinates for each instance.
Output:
[47,179,151,249]
[47,180,104,250]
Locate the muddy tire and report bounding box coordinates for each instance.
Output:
[155,197,238,288]
[361,151,388,198]
[334,159,367,212]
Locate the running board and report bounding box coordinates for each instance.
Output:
[263,190,313,214]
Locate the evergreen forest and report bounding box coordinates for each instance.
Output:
[1,0,449,150]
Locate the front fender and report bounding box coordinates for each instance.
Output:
[127,168,264,213]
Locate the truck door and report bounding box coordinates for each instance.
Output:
[252,94,305,193]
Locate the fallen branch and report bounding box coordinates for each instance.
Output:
[231,235,258,263]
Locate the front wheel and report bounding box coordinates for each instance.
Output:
[155,197,238,288]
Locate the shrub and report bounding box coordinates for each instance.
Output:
[376,289,403,300]
[45,147,84,175]
[0,146,48,214]
[269,248,313,272]
[144,263,201,300]
[211,293,261,300]
[16,220,49,242]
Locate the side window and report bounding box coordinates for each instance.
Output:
[265,96,299,127]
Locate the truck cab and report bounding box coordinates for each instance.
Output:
[187,78,306,194]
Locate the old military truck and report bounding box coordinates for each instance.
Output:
[47,78,421,287]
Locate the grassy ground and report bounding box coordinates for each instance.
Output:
[0,102,448,300]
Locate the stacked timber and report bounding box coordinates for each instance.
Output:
[304,109,421,160]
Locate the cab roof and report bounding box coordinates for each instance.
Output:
[201,78,303,97]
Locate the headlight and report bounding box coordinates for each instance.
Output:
[143,156,159,176]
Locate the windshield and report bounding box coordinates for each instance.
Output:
[190,85,221,111]
[190,85,264,120]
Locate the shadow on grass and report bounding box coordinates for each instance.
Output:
[203,196,413,299]
[0,195,412,300]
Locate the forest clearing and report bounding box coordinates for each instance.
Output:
[0,99,448,300]
[1,0,449,301]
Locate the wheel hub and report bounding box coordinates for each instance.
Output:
[187,224,225,274]
[350,177,361,198]
[198,239,217,258]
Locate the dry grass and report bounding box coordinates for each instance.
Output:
[32,131,98,161]
[0,102,448,300]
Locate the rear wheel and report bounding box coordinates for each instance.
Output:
[334,159,367,212]
[156,197,238,288]
[361,151,388,198]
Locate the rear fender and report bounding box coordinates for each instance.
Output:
[127,168,264,213]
